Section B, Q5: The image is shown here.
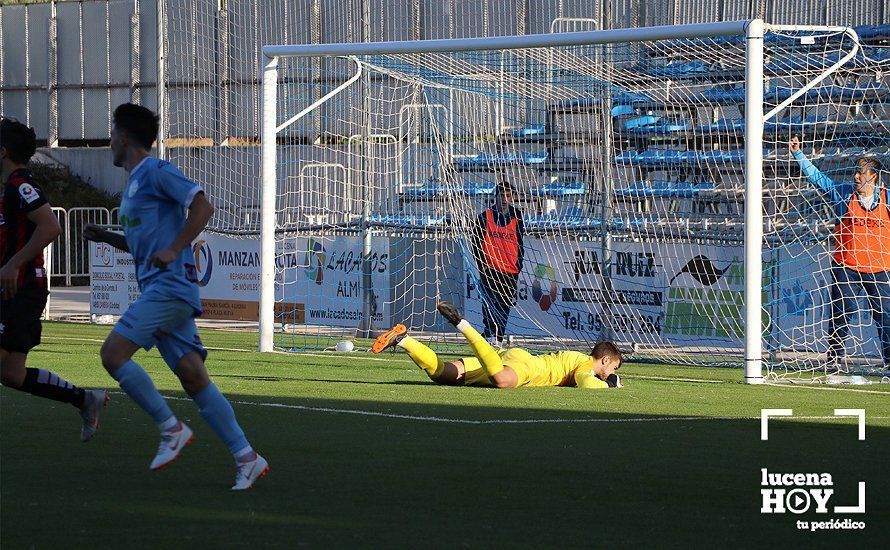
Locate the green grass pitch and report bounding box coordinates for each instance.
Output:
[2,322,888,548]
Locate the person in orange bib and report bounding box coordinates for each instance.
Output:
[471,181,525,346]
[791,137,890,367]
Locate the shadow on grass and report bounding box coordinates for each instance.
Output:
[212,373,435,386]
[1,386,887,549]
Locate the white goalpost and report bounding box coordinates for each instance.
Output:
[258,19,889,383]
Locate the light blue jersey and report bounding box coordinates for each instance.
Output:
[119,156,203,314]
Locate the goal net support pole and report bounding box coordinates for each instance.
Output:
[744,19,764,384]
[258,19,875,383]
[259,20,758,368]
[259,54,278,353]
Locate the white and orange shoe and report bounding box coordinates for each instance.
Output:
[79,389,109,442]
[150,422,195,470]
[372,324,407,354]
[232,453,270,490]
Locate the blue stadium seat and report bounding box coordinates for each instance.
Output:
[401,179,457,197]
[523,211,600,230]
[812,147,890,165]
[454,151,551,170]
[556,91,654,112]
[522,210,659,231]
[530,181,586,197]
[698,116,889,136]
[453,153,488,169]
[696,119,745,133]
[370,213,445,227]
[402,179,500,197]
[789,84,889,102]
[463,180,496,195]
[832,133,890,147]
[614,181,715,199]
[614,148,768,167]
[625,120,690,136]
[767,45,890,71]
[611,104,636,117]
[506,125,547,137]
[647,60,712,78]
[698,87,746,105]
[854,24,890,42]
[863,46,890,63]
[699,83,889,106]
[625,115,661,129]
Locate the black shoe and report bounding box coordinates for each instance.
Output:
[436,301,463,326]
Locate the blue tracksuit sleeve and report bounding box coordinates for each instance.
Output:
[792,150,853,218]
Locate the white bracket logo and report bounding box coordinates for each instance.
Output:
[761,408,865,441]
[760,408,867,518]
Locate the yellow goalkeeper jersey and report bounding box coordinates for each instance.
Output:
[463,348,608,388]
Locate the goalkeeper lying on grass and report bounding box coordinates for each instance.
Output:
[372,301,622,389]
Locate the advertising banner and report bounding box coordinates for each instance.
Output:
[465,238,754,348]
[90,234,390,328]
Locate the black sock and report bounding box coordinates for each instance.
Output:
[19,368,85,408]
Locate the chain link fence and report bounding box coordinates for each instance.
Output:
[1,0,886,145]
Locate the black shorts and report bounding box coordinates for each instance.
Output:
[0,287,48,354]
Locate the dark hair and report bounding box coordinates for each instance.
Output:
[591,341,622,368]
[495,181,515,196]
[113,103,159,149]
[1,118,38,164]
[856,157,883,174]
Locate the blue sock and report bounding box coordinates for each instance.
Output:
[112,360,175,426]
[193,383,249,456]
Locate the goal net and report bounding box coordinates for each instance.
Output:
[262,21,889,382]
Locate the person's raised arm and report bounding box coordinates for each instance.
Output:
[790,136,846,201]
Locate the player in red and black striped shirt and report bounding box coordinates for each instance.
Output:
[0,118,108,441]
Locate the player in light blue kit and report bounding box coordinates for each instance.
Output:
[84,104,268,490]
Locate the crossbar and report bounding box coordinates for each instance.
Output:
[263,20,751,58]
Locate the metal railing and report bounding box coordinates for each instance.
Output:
[49,206,111,286]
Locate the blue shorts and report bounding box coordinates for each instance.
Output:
[114,294,207,370]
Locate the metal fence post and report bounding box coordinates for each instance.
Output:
[62,207,72,286]
[48,1,59,147]
[216,2,229,144]
[157,0,166,159]
[131,0,141,103]
[67,207,111,284]
[50,207,66,284]
[24,2,30,125]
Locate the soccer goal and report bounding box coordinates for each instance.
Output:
[259,19,890,383]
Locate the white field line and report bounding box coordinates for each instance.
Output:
[43,336,106,344]
[40,336,890,391]
[40,337,727,381]
[108,392,890,425]
[763,382,890,395]
[627,374,724,384]
[41,336,284,354]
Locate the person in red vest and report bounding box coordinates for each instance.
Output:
[790,137,890,368]
[471,181,525,346]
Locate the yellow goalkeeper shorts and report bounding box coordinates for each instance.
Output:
[459,357,495,387]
